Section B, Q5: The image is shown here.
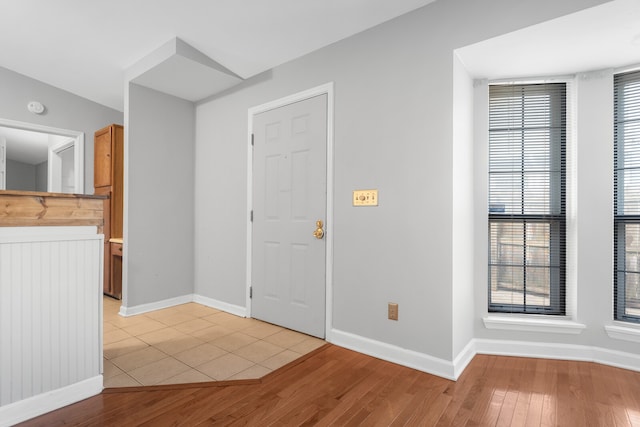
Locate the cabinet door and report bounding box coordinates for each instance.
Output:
[111,125,124,237]
[94,127,112,188]
[110,242,123,299]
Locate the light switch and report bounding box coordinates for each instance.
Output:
[353,189,378,206]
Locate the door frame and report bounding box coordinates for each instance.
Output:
[48,137,77,193]
[246,82,334,340]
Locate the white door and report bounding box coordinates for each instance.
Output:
[252,94,328,338]
[0,136,5,190]
[48,139,75,193]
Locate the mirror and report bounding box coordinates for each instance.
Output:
[0,119,84,194]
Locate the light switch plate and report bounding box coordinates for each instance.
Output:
[353,189,378,206]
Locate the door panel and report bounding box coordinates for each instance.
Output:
[252,94,327,338]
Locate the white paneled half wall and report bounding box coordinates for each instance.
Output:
[0,226,103,427]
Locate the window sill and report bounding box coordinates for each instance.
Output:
[483,315,586,334]
[604,324,640,344]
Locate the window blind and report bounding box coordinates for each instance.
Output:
[488,83,566,314]
[614,70,640,323]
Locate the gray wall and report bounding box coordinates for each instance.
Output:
[0,66,123,192]
[192,0,610,362]
[6,158,48,193]
[35,161,47,192]
[125,83,195,307]
[6,159,35,191]
[452,55,475,359]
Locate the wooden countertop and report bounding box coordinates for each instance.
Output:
[0,190,107,199]
[0,191,105,230]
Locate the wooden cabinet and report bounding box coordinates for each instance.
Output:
[94,124,124,299]
[110,240,123,302]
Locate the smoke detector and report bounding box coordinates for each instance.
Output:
[27,101,45,114]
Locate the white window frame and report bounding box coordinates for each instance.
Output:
[477,76,584,334]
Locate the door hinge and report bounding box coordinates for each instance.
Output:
[250,210,253,222]
[251,133,254,147]
[249,286,253,298]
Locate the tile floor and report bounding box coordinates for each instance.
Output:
[102,296,325,387]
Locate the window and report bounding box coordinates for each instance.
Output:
[614,70,640,323]
[488,83,566,314]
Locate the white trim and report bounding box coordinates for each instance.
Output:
[118,293,247,318]
[246,82,335,339]
[483,315,586,334]
[330,329,457,380]
[329,330,640,381]
[245,111,253,316]
[48,135,84,194]
[193,294,247,317]
[475,338,640,373]
[489,74,576,86]
[0,225,98,241]
[452,339,476,379]
[614,63,640,75]
[119,294,195,317]
[605,323,640,344]
[0,375,102,427]
[0,118,84,194]
[475,338,592,361]
[592,346,640,373]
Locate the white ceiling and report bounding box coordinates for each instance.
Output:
[0,127,50,165]
[3,1,640,115]
[457,0,640,80]
[0,0,437,112]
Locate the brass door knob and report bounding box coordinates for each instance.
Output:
[313,220,325,240]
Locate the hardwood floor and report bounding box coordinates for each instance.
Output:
[19,344,640,426]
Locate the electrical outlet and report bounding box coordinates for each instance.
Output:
[388,303,398,321]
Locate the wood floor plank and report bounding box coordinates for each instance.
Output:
[397,385,452,426]
[524,358,551,427]
[540,359,559,427]
[313,363,392,426]
[361,369,422,425]
[508,359,533,426]
[323,360,402,425]
[436,354,493,426]
[17,345,640,427]
[469,354,512,425]
[613,365,640,427]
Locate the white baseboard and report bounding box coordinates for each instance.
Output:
[592,346,640,372]
[452,339,477,379]
[0,375,103,427]
[193,294,247,317]
[329,331,640,382]
[119,294,195,316]
[330,329,457,380]
[474,338,593,361]
[474,338,640,373]
[119,293,247,318]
